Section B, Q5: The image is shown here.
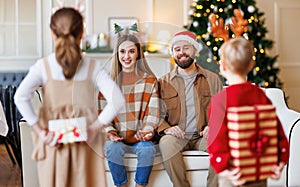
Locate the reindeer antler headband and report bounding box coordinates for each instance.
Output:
[209,9,248,41]
[52,0,85,14]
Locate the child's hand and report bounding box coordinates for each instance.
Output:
[32,123,56,146]
[107,131,123,142]
[271,162,285,180]
[135,130,153,141]
[218,168,246,186]
[87,119,103,144]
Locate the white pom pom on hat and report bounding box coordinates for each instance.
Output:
[169,30,202,54]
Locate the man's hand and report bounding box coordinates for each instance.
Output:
[218,168,246,186]
[164,126,185,139]
[199,126,209,138]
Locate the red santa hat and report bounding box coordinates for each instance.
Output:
[169,30,202,53]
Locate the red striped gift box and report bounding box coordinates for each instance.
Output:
[227,105,278,182]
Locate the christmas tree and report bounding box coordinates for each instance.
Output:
[185,0,281,88]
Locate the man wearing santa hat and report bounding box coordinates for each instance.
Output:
[157,30,223,187]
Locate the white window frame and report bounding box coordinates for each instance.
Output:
[0,0,43,72]
[0,0,42,60]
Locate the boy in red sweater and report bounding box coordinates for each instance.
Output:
[207,38,289,187]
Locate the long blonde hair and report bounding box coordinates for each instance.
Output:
[50,7,83,79]
[110,34,155,85]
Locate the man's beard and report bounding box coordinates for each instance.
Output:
[174,54,195,69]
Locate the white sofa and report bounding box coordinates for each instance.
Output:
[19,88,300,187]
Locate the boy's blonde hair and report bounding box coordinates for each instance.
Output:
[222,38,254,75]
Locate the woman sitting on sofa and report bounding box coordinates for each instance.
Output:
[98,26,160,187]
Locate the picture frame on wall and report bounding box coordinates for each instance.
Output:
[108,17,139,49]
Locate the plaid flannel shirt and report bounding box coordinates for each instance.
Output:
[98,73,160,143]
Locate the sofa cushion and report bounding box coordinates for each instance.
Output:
[183,151,209,170]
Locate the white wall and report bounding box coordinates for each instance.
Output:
[87,0,189,51]
[90,0,186,33]
[257,0,300,112]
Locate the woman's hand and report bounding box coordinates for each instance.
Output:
[218,168,246,186]
[135,130,153,141]
[32,123,56,146]
[107,131,123,142]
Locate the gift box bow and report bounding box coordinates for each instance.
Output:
[248,131,270,155]
[57,126,81,141]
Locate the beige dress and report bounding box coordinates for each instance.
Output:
[32,59,106,187]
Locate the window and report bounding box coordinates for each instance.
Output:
[0,0,41,58]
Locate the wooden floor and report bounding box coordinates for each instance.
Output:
[0,144,22,187]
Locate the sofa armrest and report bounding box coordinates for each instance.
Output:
[286,119,300,186]
[266,88,300,187]
[265,88,300,137]
[19,121,39,187]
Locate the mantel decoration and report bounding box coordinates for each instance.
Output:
[84,33,112,53]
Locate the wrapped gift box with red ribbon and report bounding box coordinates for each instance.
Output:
[49,117,87,144]
[227,105,278,182]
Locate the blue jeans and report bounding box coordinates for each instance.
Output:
[104,141,156,186]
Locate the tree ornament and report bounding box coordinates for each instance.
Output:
[243,33,249,40]
[247,5,255,13]
[193,21,199,27]
[207,27,211,33]
[224,7,228,13]
[225,18,233,25]
[189,9,194,15]
[214,6,218,12]
[203,33,209,40]
[257,32,261,36]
